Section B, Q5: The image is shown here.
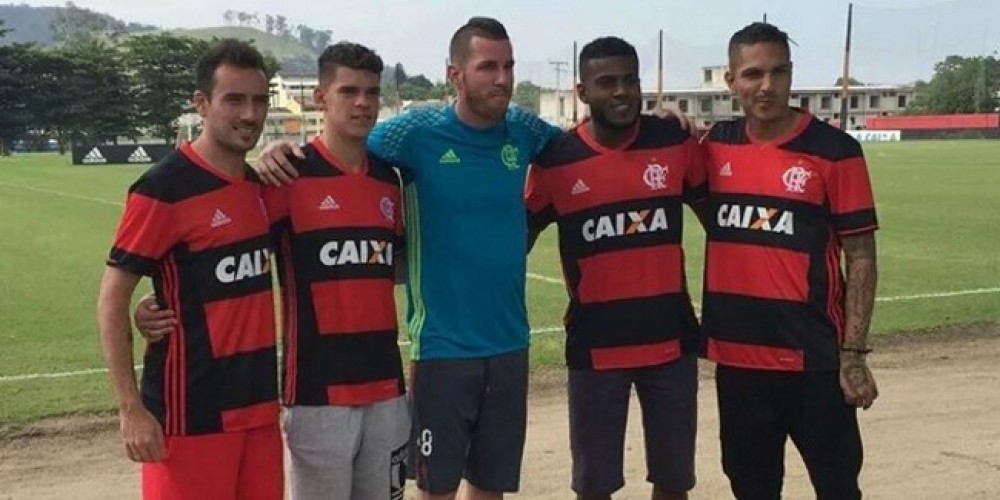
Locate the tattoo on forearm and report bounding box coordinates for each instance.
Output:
[842,234,877,347]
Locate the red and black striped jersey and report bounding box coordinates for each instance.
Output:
[265,138,405,407]
[701,112,879,372]
[526,116,706,371]
[107,142,278,436]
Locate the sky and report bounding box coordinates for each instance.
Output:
[12,0,1000,88]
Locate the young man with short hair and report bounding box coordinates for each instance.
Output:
[701,22,880,500]
[97,39,282,500]
[527,36,704,500]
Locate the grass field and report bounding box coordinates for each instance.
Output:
[1,141,998,424]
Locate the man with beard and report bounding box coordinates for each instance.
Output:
[96,39,282,499]
[700,22,879,499]
[254,17,562,500]
[526,37,704,500]
[134,42,410,499]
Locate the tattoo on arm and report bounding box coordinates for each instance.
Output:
[841,232,877,349]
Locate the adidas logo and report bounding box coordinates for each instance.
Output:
[210,209,232,228]
[318,195,340,211]
[571,179,590,195]
[719,162,733,177]
[439,149,461,165]
[82,147,107,164]
[127,147,153,164]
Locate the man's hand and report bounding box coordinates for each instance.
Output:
[120,404,166,462]
[839,352,879,409]
[254,140,305,186]
[655,104,695,133]
[134,294,175,342]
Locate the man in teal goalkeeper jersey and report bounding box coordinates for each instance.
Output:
[254,17,560,500]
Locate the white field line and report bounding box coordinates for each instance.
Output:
[875,287,1000,302]
[526,272,564,285]
[0,365,142,383]
[0,181,123,207]
[1,328,570,383]
[2,183,997,378]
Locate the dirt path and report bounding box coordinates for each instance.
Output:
[3,324,999,499]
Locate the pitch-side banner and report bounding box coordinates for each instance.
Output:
[846,130,902,142]
[71,144,174,165]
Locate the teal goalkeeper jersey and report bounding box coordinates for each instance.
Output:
[368,105,561,360]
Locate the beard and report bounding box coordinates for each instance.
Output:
[590,106,639,131]
[466,89,510,122]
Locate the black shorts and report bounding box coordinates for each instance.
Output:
[715,365,863,500]
[568,356,698,495]
[408,349,528,494]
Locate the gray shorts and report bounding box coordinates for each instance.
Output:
[569,355,698,495]
[408,348,529,495]
[284,396,410,500]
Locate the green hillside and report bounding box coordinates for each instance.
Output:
[165,26,316,60]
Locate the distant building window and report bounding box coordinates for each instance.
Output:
[704,69,712,83]
[667,95,677,102]
[821,96,832,110]
[646,99,658,111]
[869,95,881,109]
[800,97,810,110]
[700,98,712,113]
[731,99,741,112]
[898,95,908,108]
[679,99,689,113]
[558,96,565,117]
[850,95,860,109]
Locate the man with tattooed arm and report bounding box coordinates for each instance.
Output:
[698,22,880,500]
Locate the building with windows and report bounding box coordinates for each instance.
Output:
[539,65,918,130]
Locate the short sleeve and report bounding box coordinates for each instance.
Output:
[682,137,708,205]
[261,185,289,223]
[512,108,563,161]
[368,115,417,174]
[525,165,556,234]
[825,139,878,235]
[106,179,177,277]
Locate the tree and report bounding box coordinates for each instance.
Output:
[513,81,542,113]
[50,1,126,45]
[262,53,281,79]
[275,16,288,38]
[909,55,1000,114]
[223,10,235,25]
[265,15,275,35]
[314,30,332,52]
[0,42,36,154]
[834,77,864,86]
[20,47,80,152]
[277,54,314,74]
[0,19,7,39]
[297,25,315,51]
[123,33,210,143]
[58,40,136,145]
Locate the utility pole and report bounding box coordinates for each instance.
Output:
[550,60,569,123]
[572,41,578,123]
[839,3,854,130]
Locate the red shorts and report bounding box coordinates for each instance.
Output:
[142,424,283,500]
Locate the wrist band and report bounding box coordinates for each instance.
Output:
[841,346,873,354]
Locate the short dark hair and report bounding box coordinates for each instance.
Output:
[195,39,269,96]
[728,22,791,62]
[449,16,509,64]
[318,41,384,85]
[579,36,638,78]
